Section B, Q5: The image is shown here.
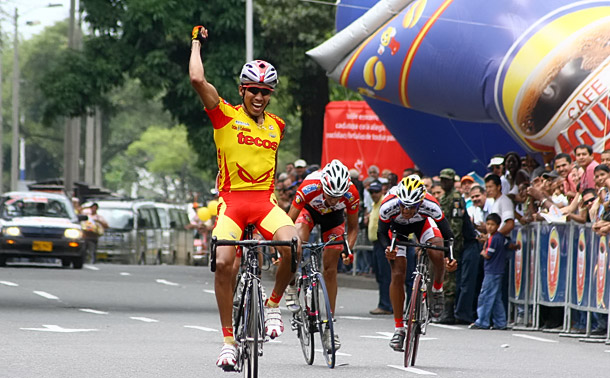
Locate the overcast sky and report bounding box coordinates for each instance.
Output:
[2,0,71,41]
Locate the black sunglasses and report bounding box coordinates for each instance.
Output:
[245,86,272,96]
[583,198,595,206]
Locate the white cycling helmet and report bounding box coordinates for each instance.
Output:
[321,160,351,197]
[395,175,426,207]
[239,60,278,89]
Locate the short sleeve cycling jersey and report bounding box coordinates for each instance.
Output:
[291,171,360,215]
[205,97,285,192]
[379,191,444,225]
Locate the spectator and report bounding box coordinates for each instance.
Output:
[294,159,308,185]
[574,144,599,191]
[566,188,596,223]
[81,203,109,264]
[367,165,380,181]
[553,153,578,202]
[484,175,515,236]
[422,176,434,192]
[469,185,492,234]
[367,180,392,315]
[523,154,545,181]
[285,162,295,178]
[504,151,530,198]
[460,175,475,210]
[387,172,399,188]
[602,149,610,166]
[430,183,445,200]
[469,213,507,330]
[487,155,510,194]
[381,168,392,179]
[403,167,416,177]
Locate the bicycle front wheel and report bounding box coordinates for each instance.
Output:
[244,281,260,378]
[404,274,423,367]
[296,275,314,365]
[313,272,335,369]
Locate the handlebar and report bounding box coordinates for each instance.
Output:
[210,236,298,273]
[390,231,452,258]
[302,234,353,262]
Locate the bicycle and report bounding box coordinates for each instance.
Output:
[211,225,298,377]
[290,236,352,369]
[389,232,450,367]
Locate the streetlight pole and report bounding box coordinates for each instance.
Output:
[246,0,253,61]
[10,7,18,191]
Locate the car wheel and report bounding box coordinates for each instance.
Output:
[73,257,84,269]
[61,259,72,268]
[0,256,6,267]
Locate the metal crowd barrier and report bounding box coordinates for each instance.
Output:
[508,222,610,344]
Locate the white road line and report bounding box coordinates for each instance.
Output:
[120,272,131,276]
[184,326,218,332]
[84,265,100,271]
[429,323,462,330]
[156,279,179,286]
[33,291,59,300]
[0,281,18,286]
[512,333,558,343]
[339,316,372,321]
[203,289,215,294]
[79,309,109,315]
[388,365,437,375]
[361,335,391,340]
[20,325,98,333]
[130,317,159,323]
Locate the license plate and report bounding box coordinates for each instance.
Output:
[32,241,53,252]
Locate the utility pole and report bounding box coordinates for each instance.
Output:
[94,108,102,186]
[64,0,77,197]
[0,22,4,194]
[10,8,19,191]
[246,0,253,61]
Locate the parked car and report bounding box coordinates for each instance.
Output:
[91,200,162,264]
[0,191,87,268]
[154,203,193,265]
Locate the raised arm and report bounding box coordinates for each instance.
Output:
[189,26,220,110]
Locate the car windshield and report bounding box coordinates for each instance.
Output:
[0,196,71,219]
[97,208,134,230]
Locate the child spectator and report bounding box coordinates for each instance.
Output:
[469,213,507,330]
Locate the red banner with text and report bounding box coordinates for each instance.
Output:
[322,101,413,179]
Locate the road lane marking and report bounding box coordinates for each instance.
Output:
[361,335,391,339]
[21,325,98,333]
[156,279,179,286]
[512,333,558,343]
[130,317,159,323]
[204,289,215,294]
[84,265,99,271]
[388,365,437,375]
[429,323,462,330]
[79,309,109,315]
[0,281,18,286]
[184,326,218,332]
[120,272,131,276]
[33,291,59,300]
[339,316,372,321]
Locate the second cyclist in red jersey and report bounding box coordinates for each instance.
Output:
[287,159,359,351]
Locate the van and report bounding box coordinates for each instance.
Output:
[92,200,162,264]
[154,203,193,265]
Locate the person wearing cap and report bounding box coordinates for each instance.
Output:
[487,155,510,195]
[460,175,475,210]
[366,180,393,315]
[190,25,300,369]
[439,169,478,324]
[294,159,308,186]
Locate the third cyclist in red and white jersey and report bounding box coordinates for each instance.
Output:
[287,159,359,350]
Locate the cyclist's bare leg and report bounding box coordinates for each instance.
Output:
[215,245,238,329]
[427,237,445,285]
[270,225,300,298]
[322,248,341,315]
[389,256,407,321]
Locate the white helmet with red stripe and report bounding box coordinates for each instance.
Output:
[239,60,278,89]
[321,159,351,197]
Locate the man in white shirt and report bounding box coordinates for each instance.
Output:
[468,185,492,234]
[484,174,515,236]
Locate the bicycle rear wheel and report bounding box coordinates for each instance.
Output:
[244,281,259,378]
[404,274,423,367]
[295,275,314,365]
[313,272,335,368]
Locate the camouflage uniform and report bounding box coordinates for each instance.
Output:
[438,168,466,323]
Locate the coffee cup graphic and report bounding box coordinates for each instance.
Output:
[597,236,607,308]
[576,230,586,305]
[547,228,560,301]
[514,230,523,298]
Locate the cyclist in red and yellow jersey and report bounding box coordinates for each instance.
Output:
[189,25,299,370]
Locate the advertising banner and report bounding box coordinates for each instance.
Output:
[590,233,610,311]
[528,226,537,303]
[510,226,528,301]
[322,101,413,177]
[538,223,569,303]
[571,225,591,308]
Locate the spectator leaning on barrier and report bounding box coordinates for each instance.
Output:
[484,175,514,236]
[565,188,596,224]
[575,144,599,191]
[504,151,530,199]
[553,152,578,202]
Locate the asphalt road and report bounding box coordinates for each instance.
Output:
[1,261,610,377]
